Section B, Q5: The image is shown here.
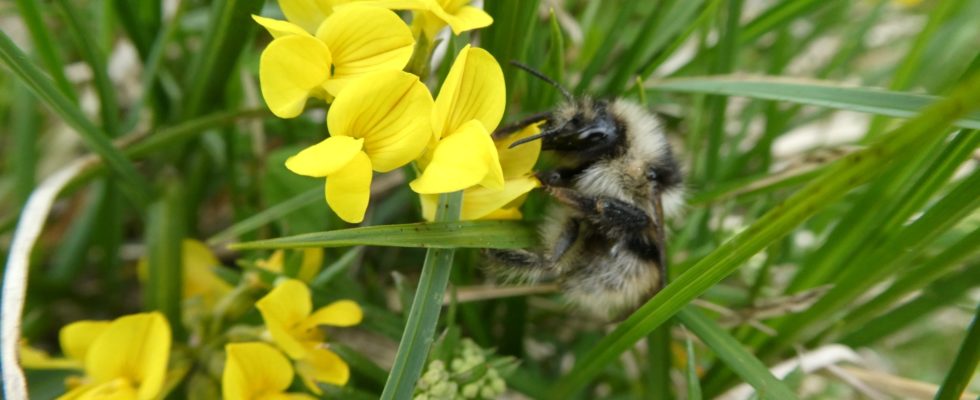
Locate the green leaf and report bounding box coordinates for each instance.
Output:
[648,76,980,129]
[678,307,797,400]
[381,191,462,399]
[934,303,980,400]
[549,71,980,399]
[228,220,536,250]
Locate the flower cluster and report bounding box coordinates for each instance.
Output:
[21,313,172,400]
[414,338,511,400]
[256,0,540,223]
[24,243,361,399]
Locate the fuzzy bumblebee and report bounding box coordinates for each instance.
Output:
[488,65,684,319]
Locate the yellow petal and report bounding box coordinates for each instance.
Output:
[327,71,433,172]
[461,176,540,220]
[316,6,415,95]
[433,46,505,139]
[429,4,493,35]
[256,279,313,359]
[419,193,438,221]
[305,300,363,329]
[279,0,343,34]
[252,15,310,38]
[66,378,137,400]
[60,321,110,362]
[259,35,332,118]
[325,151,373,223]
[182,239,232,302]
[482,207,523,220]
[84,313,171,400]
[296,347,350,392]
[410,120,504,194]
[351,0,427,9]
[257,249,286,273]
[285,136,364,178]
[298,248,324,282]
[223,342,294,400]
[497,122,543,179]
[20,342,81,370]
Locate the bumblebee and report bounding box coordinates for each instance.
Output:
[488,64,684,319]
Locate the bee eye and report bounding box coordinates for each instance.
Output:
[646,168,658,182]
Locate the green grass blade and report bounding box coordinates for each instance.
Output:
[54,0,120,136]
[678,307,796,400]
[9,82,38,205]
[207,187,321,245]
[701,0,742,181]
[482,0,539,98]
[12,0,77,102]
[934,303,980,400]
[645,324,673,399]
[604,0,705,95]
[381,191,462,400]
[684,333,702,400]
[648,77,980,129]
[740,0,829,43]
[228,220,536,250]
[766,168,980,354]
[549,72,980,399]
[0,30,150,204]
[181,0,263,118]
[574,1,640,93]
[866,0,959,137]
[841,228,980,330]
[842,266,980,347]
[145,181,185,339]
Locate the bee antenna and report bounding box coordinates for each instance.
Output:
[508,129,554,148]
[510,60,574,102]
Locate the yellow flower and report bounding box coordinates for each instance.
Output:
[223,342,316,400]
[410,45,506,195]
[58,313,171,400]
[413,0,493,38]
[256,279,362,392]
[420,122,542,220]
[256,248,324,283]
[285,70,433,223]
[254,5,415,118]
[137,239,232,306]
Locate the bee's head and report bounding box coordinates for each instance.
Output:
[510,98,624,159]
[540,98,623,154]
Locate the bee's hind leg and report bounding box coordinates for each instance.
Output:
[483,248,551,283]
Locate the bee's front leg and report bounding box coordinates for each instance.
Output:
[547,188,651,234]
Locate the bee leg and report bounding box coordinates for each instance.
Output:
[483,249,550,283]
[547,188,651,235]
